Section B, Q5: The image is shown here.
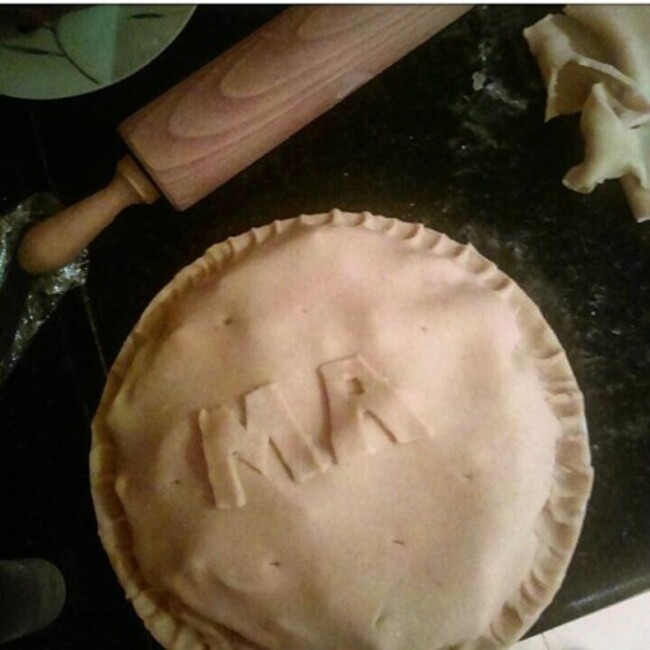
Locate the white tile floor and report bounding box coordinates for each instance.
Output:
[514,590,650,650]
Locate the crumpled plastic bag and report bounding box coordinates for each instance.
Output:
[0,193,88,385]
[524,5,650,223]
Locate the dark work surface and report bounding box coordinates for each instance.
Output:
[1,5,649,649]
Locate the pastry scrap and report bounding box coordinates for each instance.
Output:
[91,210,593,649]
[524,6,650,222]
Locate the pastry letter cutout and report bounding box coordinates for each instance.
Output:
[199,384,326,509]
[320,355,432,463]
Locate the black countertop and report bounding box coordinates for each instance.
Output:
[1,6,649,649]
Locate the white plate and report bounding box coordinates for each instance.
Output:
[0,5,195,100]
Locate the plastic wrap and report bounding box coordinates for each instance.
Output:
[0,193,88,385]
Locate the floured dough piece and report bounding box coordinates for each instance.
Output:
[524,6,650,222]
[91,211,593,650]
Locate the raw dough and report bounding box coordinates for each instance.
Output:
[525,6,650,222]
[91,211,593,650]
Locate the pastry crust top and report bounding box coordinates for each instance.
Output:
[91,210,593,650]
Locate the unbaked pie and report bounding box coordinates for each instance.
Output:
[91,210,593,649]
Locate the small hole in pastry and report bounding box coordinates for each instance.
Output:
[346,378,365,395]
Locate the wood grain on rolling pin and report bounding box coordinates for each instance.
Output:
[119,5,470,210]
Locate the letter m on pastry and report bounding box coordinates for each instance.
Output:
[198,385,327,509]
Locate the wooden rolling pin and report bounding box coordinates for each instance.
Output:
[18,5,471,274]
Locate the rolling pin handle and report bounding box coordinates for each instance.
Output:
[17,155,159,275]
